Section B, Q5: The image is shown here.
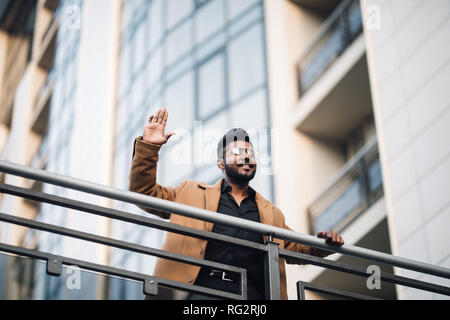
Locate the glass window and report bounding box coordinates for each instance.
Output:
[166,0,193,30]
[195,0,225,45]
[228,0,259,21]
[134,21,146,72]
[200,110,227,166]
[146,47,163,89]
[164,71,194,132]
[119,44,132,98]
[229,88,268,130]
[195,29,226,62]
[148,0,163,50]
[250,173,272,202]
[131,71,145,112]
[227,24,265,102]
[229,3,262,38]
[162,141,194,186]
[117,96,132,133]
[198,52,225,119]
[121,1,134,32]
[166,20,193,66]
[194,164,221,185]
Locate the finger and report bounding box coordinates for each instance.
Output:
[159,108,166,124]
[316,231,325,239]
[326,230,333,244]
[158,109,164,123]
[332,232,337,244]
[154,109,161,123]
[339,235,345,246]
[162,109,168,126]
[148,115,154,123]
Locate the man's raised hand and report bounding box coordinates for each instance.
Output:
[143,108,176,146]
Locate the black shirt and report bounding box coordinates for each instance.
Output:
[194,180,265,299]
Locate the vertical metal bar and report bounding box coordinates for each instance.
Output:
[297,281,306,300]
[264,237,281,300]
[143,277,158,296]
[46,255,62,276]
[240,269,248,301]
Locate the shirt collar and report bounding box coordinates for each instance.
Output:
[221,179,256,200]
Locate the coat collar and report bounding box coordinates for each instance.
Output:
[201,178,273,233]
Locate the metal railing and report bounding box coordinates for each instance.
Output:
[297,281,383,300]
[41,4,61,45]
[0,160,449,300]
[297,0,363,96]
[308,136,382,234]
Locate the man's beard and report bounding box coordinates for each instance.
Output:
[224,163,257,186]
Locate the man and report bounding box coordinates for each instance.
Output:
[129,108,344,300]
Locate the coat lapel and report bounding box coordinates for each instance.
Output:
[255,192,273,243]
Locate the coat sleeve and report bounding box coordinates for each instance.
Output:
[273,207,333,264]
[128,136,187,219]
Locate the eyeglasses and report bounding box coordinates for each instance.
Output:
[229,147,258,158]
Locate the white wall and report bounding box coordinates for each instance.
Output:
[362,0,450,299]
[65,0,120,266]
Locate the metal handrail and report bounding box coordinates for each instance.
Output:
[0,160,449,300]
[0,160,449,281]
[0,242,243,299]
[297,281,383,300]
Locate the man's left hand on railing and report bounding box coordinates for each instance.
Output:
[314,230,345,257]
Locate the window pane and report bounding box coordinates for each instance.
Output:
[230,88,267,130]
[195,0,225,45]
[166,0,193,30]
[119,45,131,97]
[228,0,259,21]
[198,53,225,119]
[200,110,227,166]
[131,72,145,112]
[146,47,163,89]
[148,0,163,50]
[228,24,265,102]
[251,173,272,202]
[166,20,192,66]
[165,71,194,131]
[121,1,134,32]
[134,21,146,72]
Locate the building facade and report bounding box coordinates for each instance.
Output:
[0,0,448,300]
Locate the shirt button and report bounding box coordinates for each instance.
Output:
[188,278,194,283]
[200,250,204,255]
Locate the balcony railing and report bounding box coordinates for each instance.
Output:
[41,3,61,45]
[297,0,363,96]
[0,160,449,300]
[34,67,56,112]
[38,4,61,71]
[308,136,383,235]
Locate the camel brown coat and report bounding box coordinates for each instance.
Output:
[129,137,327,300]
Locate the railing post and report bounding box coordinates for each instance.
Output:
[264,235,281,300]
[297,281,306,300]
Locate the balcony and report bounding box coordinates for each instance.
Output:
[308,136,383,235]
[296,0,363,97]
[0,161,449,300]
[37,5,61,71]
[290,0,341,15]
[43,0,61,12]
[31,68,54,136]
